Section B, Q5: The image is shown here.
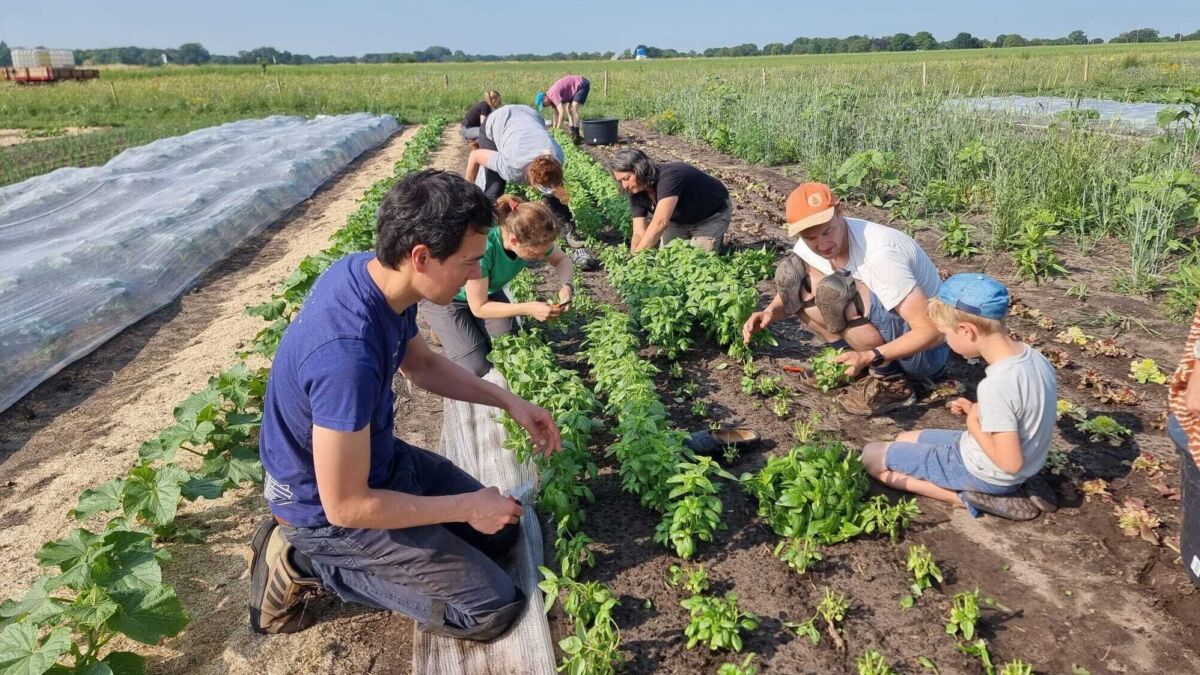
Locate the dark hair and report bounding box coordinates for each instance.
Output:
[609,148,658,187]
[375,169,493,268]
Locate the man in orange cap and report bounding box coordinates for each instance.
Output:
[742,182,949,416]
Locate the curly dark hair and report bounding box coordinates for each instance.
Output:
[375,169,493,268]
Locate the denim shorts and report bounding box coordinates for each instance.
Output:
[885,429,1017,495]
[867,291,949,379]
[573,78,591,104]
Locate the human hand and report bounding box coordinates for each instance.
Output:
[836,350,875,378]
[742,311,773,345]
[465,486,524,534]
[505,396,562,455]
[527,301,565,322]
[950,397,976,416]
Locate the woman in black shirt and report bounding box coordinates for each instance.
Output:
[460,90,501,142]
[610,148,732,254]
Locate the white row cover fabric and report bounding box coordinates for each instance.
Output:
[0,113,400,413]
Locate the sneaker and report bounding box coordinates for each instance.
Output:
[1023,474,1059,513]
[248,517,323,635]
[837,374,916,416]
[960,491,1041,521]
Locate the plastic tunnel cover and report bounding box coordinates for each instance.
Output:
[0,113,401,413]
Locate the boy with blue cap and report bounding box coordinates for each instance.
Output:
[861,273,1058,520]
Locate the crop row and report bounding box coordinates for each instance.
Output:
[0,120,449,675]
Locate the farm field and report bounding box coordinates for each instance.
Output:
[1,40,1199,674]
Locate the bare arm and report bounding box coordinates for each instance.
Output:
[964,405,1024,474]
[465,148,497,183]
[547,245,576,303]
[465,276,536,320]
[875,287,942,362]
[630,216,648,250]
[742,293,788,344]
[632,196,679,253]
[401,335,562,452]
[313,425,522,531]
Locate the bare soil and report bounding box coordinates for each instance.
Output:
[0,125,477,675]
[536,121,1200,674]
[0,126,108,147]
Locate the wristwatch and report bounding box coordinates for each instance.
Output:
[869,348,886,367]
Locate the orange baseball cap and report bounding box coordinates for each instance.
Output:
[785,182,839,237]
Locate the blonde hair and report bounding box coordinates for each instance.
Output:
[485,90,501,108]
[927,298,1003,335]
[494,194,560,248]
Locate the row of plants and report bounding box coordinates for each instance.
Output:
[554,130,633,240]
[0,120,449,675]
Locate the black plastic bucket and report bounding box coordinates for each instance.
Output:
[581,118,619,145]
[1168,414,1200,587]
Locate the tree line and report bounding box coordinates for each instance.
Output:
[1,27,1197,68]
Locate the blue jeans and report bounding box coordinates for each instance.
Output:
[282,440,524,641]
[867,291,949,379]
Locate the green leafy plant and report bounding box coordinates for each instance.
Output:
[667,564,710,595]
[1000,659,1035,675]
[834,150,901,207]
[810,347,851,392]
[900,544,943,608]
[654,457,735,559]
[1075,415,1132,443]
[857,649,896,675]
[1129,358,1167,385]
[785,588,849,650]
[681,592,759,652]
[945,589,982,642]
[1010,217,1067,281]
[939,215,979,258]
[773,537,823,575]
[718,654,759,675]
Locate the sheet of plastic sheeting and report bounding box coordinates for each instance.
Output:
[0,113,400,413]
[413,369,557,675]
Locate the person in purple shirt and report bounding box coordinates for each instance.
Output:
[247,169,562,641]
[535,75,590,143]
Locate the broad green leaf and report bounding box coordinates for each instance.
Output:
[36,529,100,572]
[180,477,226,501]
[63,587,120,630]
[73,479,125,521]
[94,530,164,596]
[0,623,72,675]
[173,389,221,425]
[121,464,189,527]
[108,585,189,645]
[100,652,145,675]
[0,578,61,629]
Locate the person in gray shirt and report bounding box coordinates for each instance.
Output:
[861,273,1058,521]
[464,104,564,201]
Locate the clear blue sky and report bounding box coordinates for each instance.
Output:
[4,0,1196,55]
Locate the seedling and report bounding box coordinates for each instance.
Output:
[718,654,759,675]
[1082,338,1129,358]
[669,362,685,379]
[1000,661,1035,675]
[945,589,981,641]
[1055,326,1092,346]
[1114,498,1162,543]
[1080,478,1112,502]
[1129,358,1167,385]
[770,390,793,418]
[773,537,823,575]
[784,587,849,651]
[938,215,979,258]
[681,592,759,652]
[667,563,710,595]
[810,347,852,392]
[1075,415,1132,443]
[857,649,896,675]
[900,544,943,608]
[792,410,823,444]
[1056,399,1088,422]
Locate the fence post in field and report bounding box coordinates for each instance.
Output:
[761,67,766,95]
[444,73,449,89]
[275,76,282,96]
[1083,55,1090,82]
[922,62,927,90]
[108,81,118,105]
[604,70,609,99]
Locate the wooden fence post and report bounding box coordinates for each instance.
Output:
[108,81,118,105]
[761,67,766,94]
[604,70,609,98]
[1083,55,1090,83]
[444,73,449,89]
[275,75,282,96]
[922,62,928,90]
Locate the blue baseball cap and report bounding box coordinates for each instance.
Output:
[534,92,546,110]
[938,273,1010,320]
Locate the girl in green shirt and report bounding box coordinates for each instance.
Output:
[422,194,575,376]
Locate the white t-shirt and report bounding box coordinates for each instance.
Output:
[792,218,941,311]
[958,345,1058,486]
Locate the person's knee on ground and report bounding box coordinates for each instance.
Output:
[861,442,890,478]
[424,581,526,642]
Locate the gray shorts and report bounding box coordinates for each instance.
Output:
[420,292,514,376]
[460,125,481,141]
[661,198,732,254]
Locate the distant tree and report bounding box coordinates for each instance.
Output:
[1090,38,1105,44]
[762,42,786,56]
[845,35,873,52]
[890,32,916,51]
[1184,29,1200,41]
[0,41,10,67]
[912,31,938,50]
[1110,28,1161,43]
[945,32,982,49]
[173,42,210,65]
[999,34,1028,48]
[1066,30,1088,45]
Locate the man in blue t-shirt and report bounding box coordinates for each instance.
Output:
[248,170,562,642]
